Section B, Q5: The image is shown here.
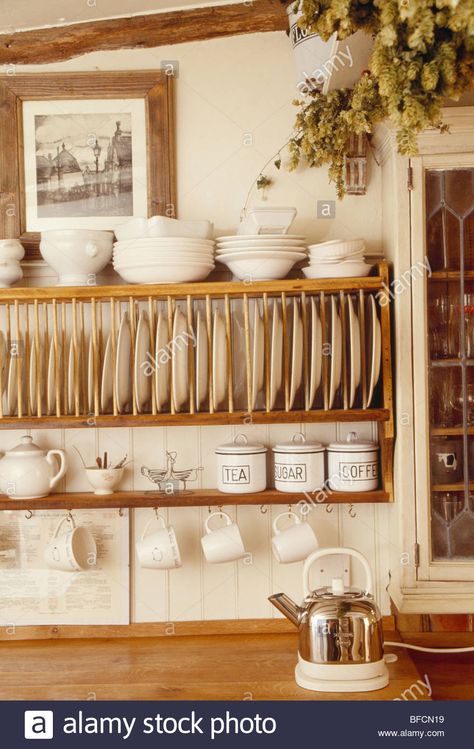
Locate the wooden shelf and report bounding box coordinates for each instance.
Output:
[432,483,474,492]
[0,408,390,430]
[0,488,391,511]
[431,426,474,436]
[0,276,385,303]
[429,270,474,281]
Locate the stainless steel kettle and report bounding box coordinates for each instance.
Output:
[269,547,385,665]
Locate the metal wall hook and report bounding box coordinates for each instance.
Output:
[118,507,124,517]
[260,504,268,514]
[326,504,333,513]
[154,507,160,519]
[66,511,74,523]
[348,504,357,518]
[288,504,292,519]
[24,509,33,520]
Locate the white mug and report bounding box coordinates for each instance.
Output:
[201,511,246,564]
[44,516,97,572]
[271,511,318,564]
[136,514,182,570]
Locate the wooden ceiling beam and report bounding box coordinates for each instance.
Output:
[0,0,289,65]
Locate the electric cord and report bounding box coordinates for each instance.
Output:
[385,640,474,654]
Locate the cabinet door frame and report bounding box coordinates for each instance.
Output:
[411,151,474,581]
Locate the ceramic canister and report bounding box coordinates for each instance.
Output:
[215,434,267,494]
[327,432,379,492]
[272,433,325,493]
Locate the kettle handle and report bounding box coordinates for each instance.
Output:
[303,547,373,597]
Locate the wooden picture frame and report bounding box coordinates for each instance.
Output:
[0,71,175,260]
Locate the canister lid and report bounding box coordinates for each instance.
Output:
[272,432,324,454]
[327,431,379,453]
[215,433,267,455]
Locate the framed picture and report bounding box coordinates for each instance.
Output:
[0,71,175,259]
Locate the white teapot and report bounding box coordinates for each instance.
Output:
[0,436,67,499]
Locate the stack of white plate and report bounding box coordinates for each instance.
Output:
[112,238,216,284]
[303,239,372,279]
[216,235,307,281]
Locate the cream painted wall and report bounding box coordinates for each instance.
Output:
[4,31,393,621]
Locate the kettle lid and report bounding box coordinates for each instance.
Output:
[6,435,46,456]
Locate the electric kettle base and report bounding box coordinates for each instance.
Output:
[295,659,389,693]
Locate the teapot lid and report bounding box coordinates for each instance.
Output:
[6,435,46,456]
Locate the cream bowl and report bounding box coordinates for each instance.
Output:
[40,230,114,286]
[217,251,305,281]
[0,240,25,261]
[85,467,124,495]
[303,261,372,279]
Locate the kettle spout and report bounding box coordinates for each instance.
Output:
[268,593,303,627]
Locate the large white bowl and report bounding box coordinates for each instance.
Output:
[217,250,306,262]
[40,230,114,286]
[217,234,305,243]
[113,262,214,284]
[217,252,303,281]
[114,237,215,248]
[308,239,365,259]
[303,261,372,279]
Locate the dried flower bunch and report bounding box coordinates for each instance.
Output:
[290,0,474,195]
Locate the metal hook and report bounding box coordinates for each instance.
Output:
[208,506,212,514]
[24,509,33,520]
[118,507,124,517]
[348,504,357,518]
[288,504,292,519]
[260,505,268,515]
[154,507,161,519]
[326,504,333,514]
[66,511,73,523]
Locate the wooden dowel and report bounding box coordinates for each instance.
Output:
[281,292,289,411]
[186,295,195,415]
[14,301,22,418]
[206,295,213,414]
[79,302,86,415]
[72,299,80,416]
[225,294,234,413]
[61,302,67,413]
[110,298,117,416]
[148,296,156,416]
[359,289,367,409]
[340,291,348,410]
[24,304,31,416]
[320,292,328,410]
[301,292,309,411]
[167,296,175,414]
[34,301,41,418]
[91,298,100,416]
[129,297,137,416]
[243,293,252,414]
[52,300,61,417]
[263,293,270,412]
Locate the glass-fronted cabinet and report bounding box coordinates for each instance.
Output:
[426,168,474,561]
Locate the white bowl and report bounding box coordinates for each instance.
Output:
[217,252,303,281]
[114,237,215,248]
[237,206,297,235]
[114,216,213,241]
[303,261,372,279]
[0,240,25,261]
[308,239,365,258]
[148,216,214,239]
[217,250,306,262]
[217,244,306,255]
[40,230,114,286]
[217,234,305,243]
[308,252,365,264]
[85,467,124,495]
[114,263,214,284]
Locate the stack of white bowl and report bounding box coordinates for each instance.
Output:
[303,239,372,279]
[112,216,215,284]
[216,235,307,281]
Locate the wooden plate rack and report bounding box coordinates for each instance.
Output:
[0,261,394,504]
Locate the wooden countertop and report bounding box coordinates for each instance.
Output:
[0,632,429,701]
